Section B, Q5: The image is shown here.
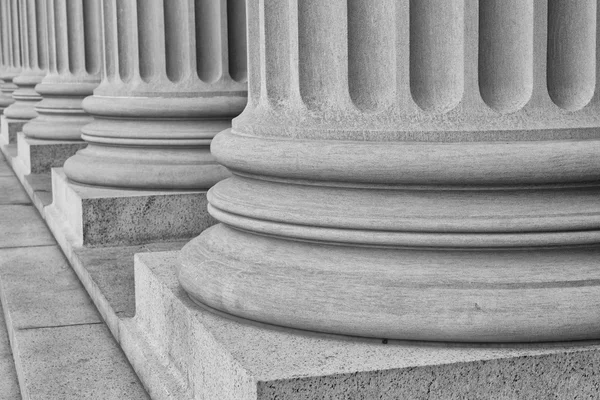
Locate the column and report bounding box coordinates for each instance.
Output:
[17,0,101,174]
[63,0,247,189]
[179,0,600,342]
[1,0,48,145]
[0,0,22,115]
[48,0,247,247]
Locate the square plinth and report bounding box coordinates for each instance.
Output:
[123,251,600,400]
[0,116,26,146]
[16,132,87,174]
[45,168,215,247]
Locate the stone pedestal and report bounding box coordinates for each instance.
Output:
[0,115,23,145]
[16,132,86,174]
[17,0,102,171]
[180,1,600,343]
[45,169,213,247]
[2,0,48,142]
[129,252,600,399]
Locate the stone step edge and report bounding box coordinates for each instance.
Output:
[2,154,187,399]
[0,150,151,399]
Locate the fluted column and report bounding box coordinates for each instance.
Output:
[3,0,48,122]
[180,0,600,342]
[22,0,101,140]
[0,0,22,113]
[63,0,247,189]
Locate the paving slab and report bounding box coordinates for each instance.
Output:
[0,159,12,177]
[0,299,20,400]
[0,205,54,249]
[0,246,102,330]
[13,324,149,400]
[0,176,29,205]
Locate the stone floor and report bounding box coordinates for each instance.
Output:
[0,153,25,400]
[0,151,149,399]
[0,274,20,400]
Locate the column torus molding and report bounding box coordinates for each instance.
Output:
[3,0,49,122]
[180,0,600,342]
[0,0,22,113]
[22,0,102,140]
[63,0,248,189]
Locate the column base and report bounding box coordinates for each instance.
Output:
[46,168,215,247]
[0,116,26,145]
[16,132,87,174]
[126,251,600,399]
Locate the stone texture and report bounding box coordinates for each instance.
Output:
[16,132,86,174]
[62,0,246,189]
[0,175,28,204]
[0,163,149,399]
[0,246,101,329]
[13,324,149,400]
[128,252,600,400]
[47,168,214,247]
[74,242,187,321]
[0,297,20,400]
[180,0,600,342]
[0,205,53,248]
[0,116,24,145]
[0,156,11,176]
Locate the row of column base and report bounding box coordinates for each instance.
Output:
[2,121,600,398]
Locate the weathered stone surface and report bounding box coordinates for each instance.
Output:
[180,0,600,342]
[130,252,600,399]
[12,324,149,400]
[0,157,11,176]
[0,205,53,248]
[0,116,24,145]
[0,175,28,204]
[0,297,20,400]
[63,0,246,189]
[16,132,86,174]
[47,168,214,247]
[0,246,101,329]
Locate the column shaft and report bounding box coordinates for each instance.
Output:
[22,0,102,140]
[180,0,600,342]
[3,0,48,122]
[0,0,22,113]
[63,0,247,189]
